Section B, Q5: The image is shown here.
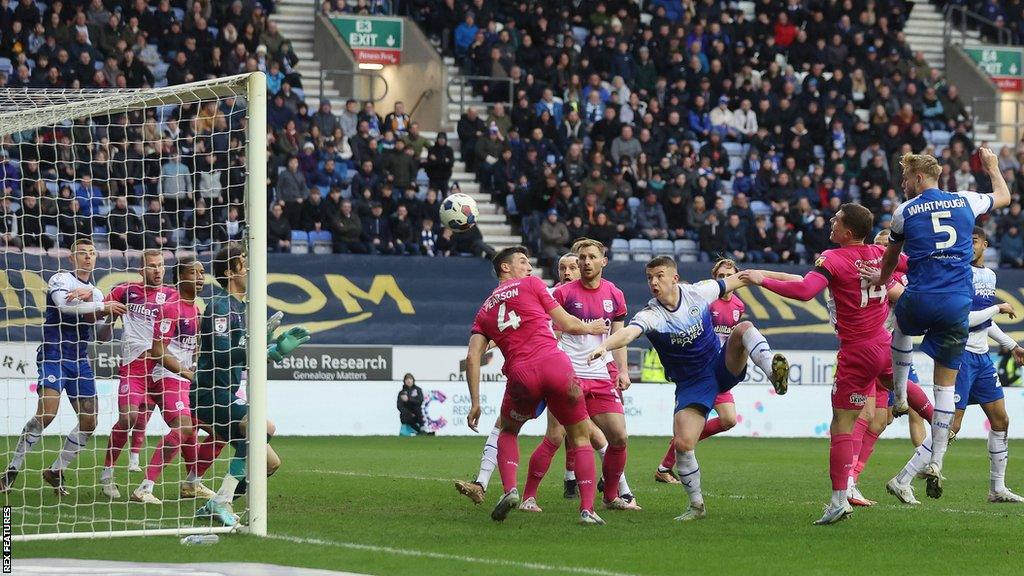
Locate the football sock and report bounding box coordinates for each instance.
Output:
[989,430,1009,493]
[128,452,140,470]
[741,326,775,379]
[700,418,726,440]
[104,420,130,468]
[138,479,154,493]
[50,425,91,472]
[602,444,627,502]
[194,437,227,477]
[570,444,596,512]
[564,437,575,473]
[848,418,868,488]
[896,440,932,485]
[9,418,43,472]
[475,426,500,490]
[180,431,198,479]
[523,437,559,500]
[496,430,519,494]
[930,385,955,469]
[829,433,853,506]
[853,428,881,484]
[907,381,933,422]
[214,456,246,505]
[674,450,703,507]
[130,408,150,454]
[564,470,576,481]
[891,328,913,402]
[146,429,183,482]
[101,466,114,483]
[659,440,675,471]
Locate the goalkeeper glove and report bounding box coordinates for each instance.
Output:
[268,327,311,362]
[267,311,284,340]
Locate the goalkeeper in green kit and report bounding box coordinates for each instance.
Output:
[193,243,310,526]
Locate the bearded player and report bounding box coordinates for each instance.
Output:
[743,203,899,524]
[656,259,801,483]
[101,250,179,500]
[1,239,125,494]
[466,247,608,525]
[590,257,788,521]
[519,239,639,512]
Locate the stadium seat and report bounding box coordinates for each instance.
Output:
[723,142,743,157]
[629,238,652,261]
[310,231,333,254]
[674,239,698,254]
[678,253,698,262]
[291,230,310,254]
[611,238,630,261]
[651,239,674,256]
[929,130,952,145]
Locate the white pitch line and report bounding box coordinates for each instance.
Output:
[304,469,456,482]
[265,533,642,576]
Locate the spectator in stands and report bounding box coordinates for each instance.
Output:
[363,201,395,255]
[390,204,417,255]
[770,215,798,264]
[664,187,689,240]
[0,197,20,249]
[383,139,419,191]
[636,191,668,240]
[268,202,291,253]
[277,155,310,229]
[325,199,362,254]
[746,215,775,263]
[539,208,569,267]
[18,195,52,250]
[1000,225,1024,268]
[142,197,176,250]
[74,174,104,226]
[351,160,381,197]
[610,125,641,165]
[725,214,748,263]
[185,199,216,253]
[424,133,454,193]
[589,212,617,248]
[698,211,727,263]
[955,161,976,191]
[301,187,326,232]
[803,215,832,262]
[452,224,494,258]
[687,195,709,240]
[384,101,411,137]
[58,199,91,248]
[107,195,143,251]
[418,217,438,256]
[158,151,192,226]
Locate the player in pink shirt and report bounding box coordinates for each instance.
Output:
[466,247,608,525]
[130,256,216,504]
[743,203,901,524]
[100,249,179,499]
[519,239,639,512]
[656,259,800,483]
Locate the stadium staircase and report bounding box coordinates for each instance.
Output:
[903,3,981,75]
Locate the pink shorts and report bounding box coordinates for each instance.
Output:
[580,377,624,416]
[713,391,735,405]
[833,341,893,411]
[502,353,588,427]
[150,376,192,422]
[118,359,154,410]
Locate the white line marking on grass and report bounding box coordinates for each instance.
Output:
[266,533,641,576]
[304,469,456,482]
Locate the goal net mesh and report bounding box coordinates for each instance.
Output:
[0,73,263,539]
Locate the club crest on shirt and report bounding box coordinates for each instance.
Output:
[733,309,741,322]
[159,319,172,334]
[689,306,701,317]
[214,316,228,333]
[603,299,613,313]
[155,292,167,304]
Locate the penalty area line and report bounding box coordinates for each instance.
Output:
[265,533,642,576]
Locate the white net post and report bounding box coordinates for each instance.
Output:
[0,73,266,541]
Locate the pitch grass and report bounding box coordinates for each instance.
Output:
[9,435,1024,575]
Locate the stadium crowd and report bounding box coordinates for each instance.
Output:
[3,0,1024,265]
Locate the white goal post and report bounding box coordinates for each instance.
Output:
[0,72,268,541]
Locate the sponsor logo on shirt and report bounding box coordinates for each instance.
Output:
[849,393,866,406]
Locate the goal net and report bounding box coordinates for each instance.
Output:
[0,73,269,540]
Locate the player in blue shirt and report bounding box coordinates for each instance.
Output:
[875,149,1010,499]
[587,256,789,521]
[0,239,126,495]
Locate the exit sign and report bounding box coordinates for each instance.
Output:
[966,47,1024,92]
[331,16,404,65]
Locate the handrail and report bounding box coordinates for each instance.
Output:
[969,95,1024,145]
[317,1,394,22]
[944,5,1014,57]
[445,74,514,120]
[319,69,389,105]
[409,88,435,119]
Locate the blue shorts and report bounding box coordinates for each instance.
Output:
[888,366,920,406]
[37,356,96,399]
[673,347,746,414]
[534,400,547,418]
[953,351,1003,410]
[895,290,970,369]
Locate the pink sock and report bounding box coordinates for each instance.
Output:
[180,430,198,474]
[570,444,596,513]
[105,420,129,468]
[194,437,227,477]
[699,418,726,441]
[601,445,627,502]
[660,440,675,469]
[850,418,869,480]
[523,437,559,500]
[853,429,880,482]
[130,409,151,455]
[907,381,934,422]
[564,437,575,473]
[829,433,853,491]
[496,430,520,494]
[146,429,182,482]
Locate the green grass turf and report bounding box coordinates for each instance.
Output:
[9,435,1024,575]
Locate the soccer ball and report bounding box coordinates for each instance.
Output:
[440,193,479,232]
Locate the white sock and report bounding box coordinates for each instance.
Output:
[50,426,91,472]
[930,385,955,469]
[185,471,199,484]
[896,440,933,485]
[597,444,608,459]
[101,466,114,483]
[674,450,703,506]
[564,469,575,481]
[138,479,154,493]
[618,474,632,497]
[475,426,500,489]
[890,328,913,402]
[989,430,1009,493]
[741,325,774,378]
[9,418,43,471]
[214,473,239,505]
[129,452,140,468]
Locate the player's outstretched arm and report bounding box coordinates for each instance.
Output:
[969,303,1016,328]
[874,240,904,287]
[549,305,606,335]
[149,338,193,380]
[987,322,1022,360]
[465,333,489,432]
[979,147,1011,211]
[588,325,643,364]
[760,270,804,282]
[610,320,631,391]
[741,269,828,301]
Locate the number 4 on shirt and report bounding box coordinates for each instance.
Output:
[497,303,521,332]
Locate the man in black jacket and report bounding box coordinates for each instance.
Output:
[397,373,433,436]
